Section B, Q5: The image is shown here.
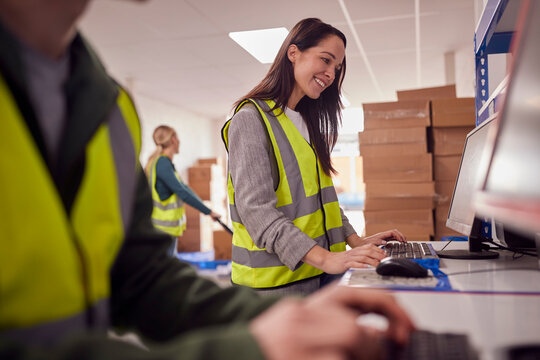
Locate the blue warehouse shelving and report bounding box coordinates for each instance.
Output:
[473,0,524,239]
[474,0,523,125]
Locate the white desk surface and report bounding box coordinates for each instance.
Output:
[434,241,540,293]
[348,241,540,360]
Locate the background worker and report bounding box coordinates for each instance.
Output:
[223,18,407,296]
[0,1,414,359]
[145,125,220,254]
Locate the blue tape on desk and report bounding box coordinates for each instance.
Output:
[430,268,452,291]
[441,236,468,242]
[410,258,440,270]
[341,267,452,291]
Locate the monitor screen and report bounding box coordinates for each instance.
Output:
[475,0,540,235]
[446,117,496,236]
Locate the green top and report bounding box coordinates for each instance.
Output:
[155,156,211,215]
[0,21,278,359]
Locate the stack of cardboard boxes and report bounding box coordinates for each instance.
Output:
[392,84,476,240]
[178,157,232,259]
[359,99,434,241]
[428,98,476,240]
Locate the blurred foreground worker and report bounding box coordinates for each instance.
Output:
[0,1,414,359]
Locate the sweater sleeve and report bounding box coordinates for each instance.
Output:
[156,157,211,215]
[340,207,357,238]
[228,105,318,271]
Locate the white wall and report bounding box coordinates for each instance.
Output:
[133,92,221,178]
[455,44,476,98]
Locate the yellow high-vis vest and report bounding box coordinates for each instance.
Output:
[149,156,187,236]
[0,74,141,342]
[222,99,346,288]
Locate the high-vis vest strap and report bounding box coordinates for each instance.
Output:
[222,99,345,288]
[0,74,141,344]
[149,156,186,236]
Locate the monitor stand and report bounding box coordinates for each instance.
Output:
[437,218,500,259]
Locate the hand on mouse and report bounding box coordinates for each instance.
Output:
[347,229,407,248]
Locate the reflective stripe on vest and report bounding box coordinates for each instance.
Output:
[149,155,186,236]
[222,99,345,288]
[0,74,141,344]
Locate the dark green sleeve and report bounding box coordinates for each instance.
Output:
[156,157,211,215]
[109,169,279,355]
[0,325,265,360]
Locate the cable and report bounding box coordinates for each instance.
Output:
[438,237,458,252]
[433,267,540,278]
[485,240,538,257]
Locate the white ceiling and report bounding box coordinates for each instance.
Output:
[80,0,477,121]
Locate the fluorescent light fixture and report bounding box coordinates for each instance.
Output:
[229,27,289,64]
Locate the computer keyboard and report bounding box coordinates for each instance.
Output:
[383,241,440,269]
[386,330,479,360]
[383,241,438,260]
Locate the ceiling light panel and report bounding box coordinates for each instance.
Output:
[229,27,289,64]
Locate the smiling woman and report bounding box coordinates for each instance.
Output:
[221,18,407,296]
[287,34,345,109]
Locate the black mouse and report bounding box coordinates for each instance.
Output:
[376,257,428,278]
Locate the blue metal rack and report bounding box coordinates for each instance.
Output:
[474,0,523,239]
[474,0,523,126]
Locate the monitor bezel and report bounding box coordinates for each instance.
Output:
[445,114,497,236]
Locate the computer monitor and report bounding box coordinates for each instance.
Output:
[437,116,499,259]
[474,0,540,245]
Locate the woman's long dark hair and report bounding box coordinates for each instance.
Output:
[235,18,347,176]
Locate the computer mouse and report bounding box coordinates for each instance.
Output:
[376,257,428,278]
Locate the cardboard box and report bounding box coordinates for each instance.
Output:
[362,154,432,183]
[431,98,476,127]
[363,198,434,211]
[435,204,450,221]
[364,209,434,236]
[397,84,456,101]
[435,181,455,206]
[198,157,226,178]
[188,165,213,182]
[430,126,473,155]
[359,127,427,146]
[359,142,427,157]
[179,210,214,252]
[433,155,461,181]
[185,204,201,228]
[362,100,430,129]
[188,180,226,202]
[198,157,224,167]
[405,235,432,242]
[189,180,211,200]
[365,223,433,237]
[363,182,435,210]
[177,230,201,252]
[365,181,435,198]
[213,230,232,260]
